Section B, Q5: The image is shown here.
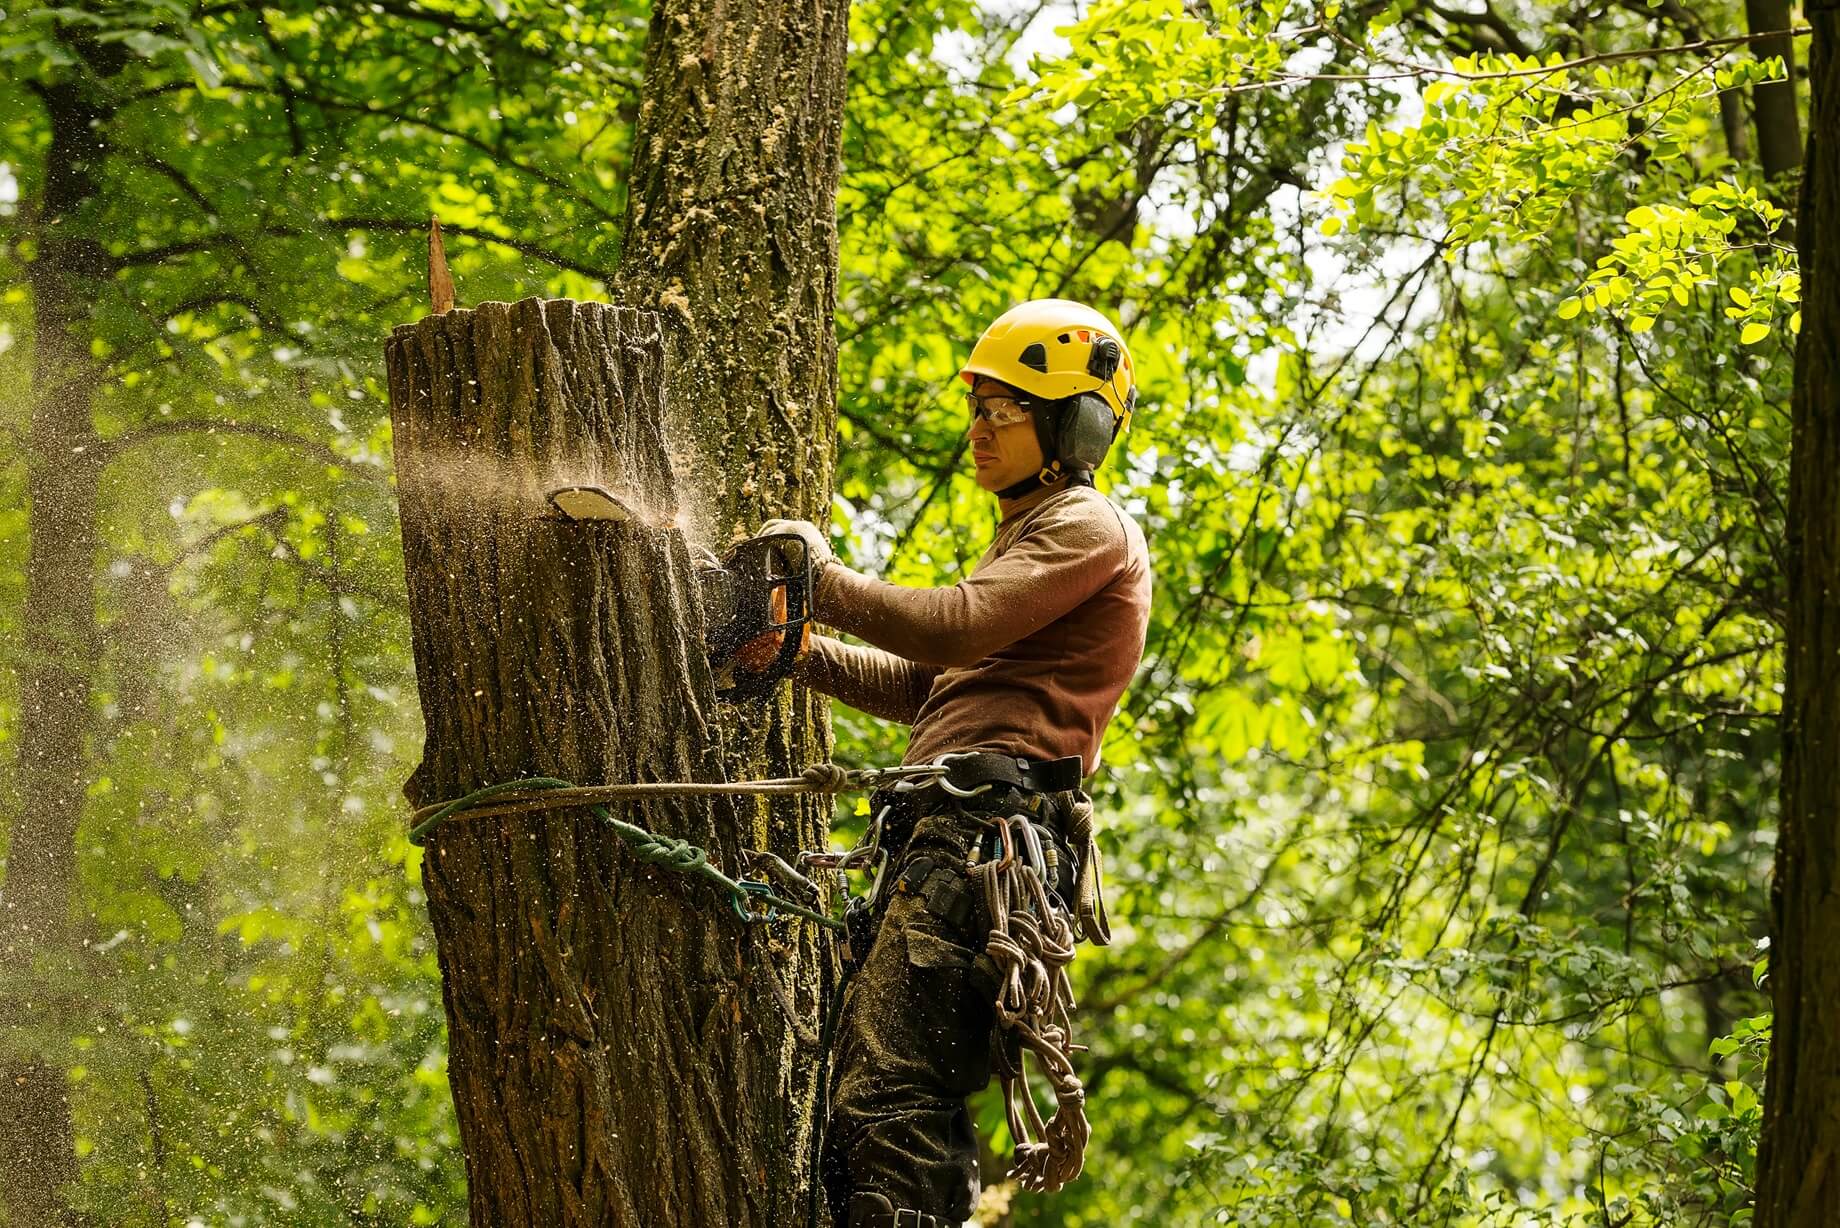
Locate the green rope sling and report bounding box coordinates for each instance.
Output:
[407,762,952,931]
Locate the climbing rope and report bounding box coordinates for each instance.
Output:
[408,763,953,932]
[407,762,947,837]
[970,812,1091,1194]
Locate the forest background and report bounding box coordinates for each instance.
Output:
[0,0,1811,1224]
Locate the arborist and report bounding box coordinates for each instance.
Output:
[746,299,1153,1228]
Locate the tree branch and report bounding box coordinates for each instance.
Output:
[1422,0,1536,58]
[220,84,625,222]
[97,419,379,479]
[1195,26,1815,96]
[110,217,616,282]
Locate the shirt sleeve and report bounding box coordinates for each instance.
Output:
[796,634,943,724]
[814,492,1129,668]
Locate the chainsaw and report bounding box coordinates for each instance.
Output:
[547,485,814,701]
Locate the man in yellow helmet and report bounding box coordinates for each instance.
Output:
[752,299,1151,1228]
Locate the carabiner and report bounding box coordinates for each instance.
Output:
[1015,816,1048,881]
[731,879,779,923]
[932,752,995,798]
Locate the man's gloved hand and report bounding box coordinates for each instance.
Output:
[756,518,835,571]
[733,518,833,673]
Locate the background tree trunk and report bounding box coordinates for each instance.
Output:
[1,49,118,1228]
[1755,7,1840,1226]
[1744,0,1803,186]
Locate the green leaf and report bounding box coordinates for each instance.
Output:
[1556,297,1582,320]
[1739,322,1770,345]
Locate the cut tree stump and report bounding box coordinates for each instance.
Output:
[387,297,820,1227]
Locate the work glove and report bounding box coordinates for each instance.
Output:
[734,518,833,673]
[756,518,835,571]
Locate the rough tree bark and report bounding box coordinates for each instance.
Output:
[389,0,851,1223]
[393,301,824,1225]
[614,0,848,539]
[1,42,118,1228]
[1754,5,1840,1226]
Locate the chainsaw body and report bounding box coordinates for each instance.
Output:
[698,533,813,701]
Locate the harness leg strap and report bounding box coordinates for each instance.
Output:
[846,1191,952,1228]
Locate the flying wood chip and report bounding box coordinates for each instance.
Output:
[428,215,455,314]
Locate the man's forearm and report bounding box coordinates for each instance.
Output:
[814,523,1121,667]
[797,634,941,724]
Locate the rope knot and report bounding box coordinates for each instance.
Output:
[632,830,708,874]
[800,762,852,792]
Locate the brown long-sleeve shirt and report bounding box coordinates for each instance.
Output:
[799,483,1152,776]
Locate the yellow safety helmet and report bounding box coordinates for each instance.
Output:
[959,298,1138,438]
[959,300,1137,496]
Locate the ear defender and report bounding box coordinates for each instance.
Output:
[1057,392,1116,471]
[1048,335,1124,471]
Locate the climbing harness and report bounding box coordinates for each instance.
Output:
[814,751,1108,1196]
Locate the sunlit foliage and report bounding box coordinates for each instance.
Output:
[0,0,1795,1224]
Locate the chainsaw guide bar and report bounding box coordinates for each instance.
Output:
[547,484,636,522]
[545,485,813,702]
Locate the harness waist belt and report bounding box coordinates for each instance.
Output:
[937,751,1083,795]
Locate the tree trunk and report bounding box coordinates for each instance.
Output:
[1754,8,1840,1226]
[390,0,851,1218]
[1744,0,1803,187]
[390,301,821,1227]
[393,0,851,1216]
[613,0,848,542]
[1,60,115,1228]
[1719,78,1752,168]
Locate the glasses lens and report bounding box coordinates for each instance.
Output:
[968,391,1029,426]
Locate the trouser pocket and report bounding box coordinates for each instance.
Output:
[900,916,995,1098]
[824,891,995,1221]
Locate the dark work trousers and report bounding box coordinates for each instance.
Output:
[821,811,995,1224]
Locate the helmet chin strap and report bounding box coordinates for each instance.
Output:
[996,460,1093,501]
[996,396,1094,500]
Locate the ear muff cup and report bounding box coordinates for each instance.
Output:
[1057,393,1116,471]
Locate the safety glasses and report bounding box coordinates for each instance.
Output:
[965,389,1033,427]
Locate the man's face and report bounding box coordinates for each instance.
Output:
[967,377,1045,494]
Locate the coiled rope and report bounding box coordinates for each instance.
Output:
[970,813,1090,1193]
